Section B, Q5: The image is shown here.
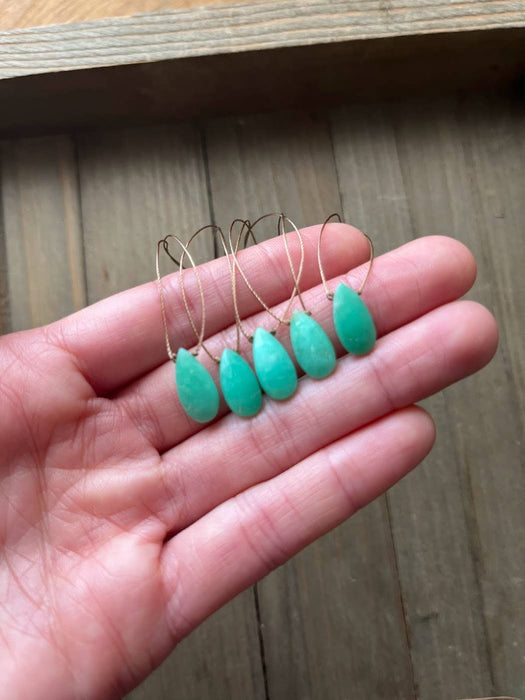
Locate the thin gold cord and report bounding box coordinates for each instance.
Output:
[155,239,176,363]
[228,212,306,342]
[318,212,374,299]
[155,230,220,364]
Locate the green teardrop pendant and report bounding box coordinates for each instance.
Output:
[333,283,376,355]
[290,310,336,378]
[220,348,263,418]
[175,348,220,423]
[252,328,297,400]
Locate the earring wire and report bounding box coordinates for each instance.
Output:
[156,227,225,364]
[317,213,374,299]
[228,212,306,342]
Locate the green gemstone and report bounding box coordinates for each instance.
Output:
[175,348,220,423]
[252,327,297,400]
[220,348,263,418]
[290,310,336,378]
[333,283,376,355]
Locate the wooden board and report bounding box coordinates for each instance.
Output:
[73,123,266,700]
[0,91,523,700]
[1,0,524,80]
[441,94,525,698]
[76,124,212,302]
[0,0,257,31]
[0,136,86,330]
[396,94,525,699]
[330,101,493,699]
[204,111,416,698]
[1,26,524,136]
[331,94,525,698]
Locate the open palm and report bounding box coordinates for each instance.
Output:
[0,224,497,699]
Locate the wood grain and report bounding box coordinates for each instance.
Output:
[446,94,525,698]
[330,94,525,698]
[74,123,266,700]
[204,111,416,699]
[76,124,213,301]
[330,100,494,698]
[0,0,257,31]
[0,135,86,330]
[2,27,524,136]
[1,0,524,80]
[392,94,525,699]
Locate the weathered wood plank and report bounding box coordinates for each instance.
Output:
[329,94,525,698]
[74,123,265,700]
[1,0,524,80]
[330,99,495,699]
[77,124,213,302]
[2,27,524,136]
[329,105,470,699]
[0,135,86,330]
[205,113,341,227]
[0,0,257,32]
[205,111,416,699]
[392,94,525,699]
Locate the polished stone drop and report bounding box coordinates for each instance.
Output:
[175,348,220,423]
[333,283,376,355]
[220,348,263,418]
[252,328,297,400]
[290,310,336,379]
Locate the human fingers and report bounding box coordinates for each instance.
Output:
[160,406,436,641]
[114,235,477,453]
[151,299,496,534]
[48,224,367,394]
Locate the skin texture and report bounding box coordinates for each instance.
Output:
[0,224,498,699]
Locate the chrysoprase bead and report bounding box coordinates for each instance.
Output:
[252,327,297,400]
[220,348,263,417]
[175,348,220,423]
[333,282,376,355]
[290,310,336,378]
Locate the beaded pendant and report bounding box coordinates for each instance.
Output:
[220,348,263,418]
[333,283,376,355]
[252,327,297,400]
[289,310,336,379]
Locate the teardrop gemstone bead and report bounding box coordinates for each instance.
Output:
[290,310,336,379]
[175,348,220,423]
[220,348,263,418]
[333,283,376,355]
[252,328,297,400]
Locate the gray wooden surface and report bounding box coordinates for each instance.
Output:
[1,0,524,80]
[1,92,524,700]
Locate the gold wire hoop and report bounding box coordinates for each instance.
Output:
[228,212,306,343]
[317,213,374,300]
[155,228,223,364]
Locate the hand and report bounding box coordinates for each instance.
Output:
[0,224,497,699]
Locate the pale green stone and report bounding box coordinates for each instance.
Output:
[252,328,297,400]
[290,310,336,378]
[333,283,376,355]
[220,348,262,418]
[175,348,219,423]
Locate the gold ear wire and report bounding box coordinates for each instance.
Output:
[317,213,374,298]
[156,227,224,364]
[228,212,306,343]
